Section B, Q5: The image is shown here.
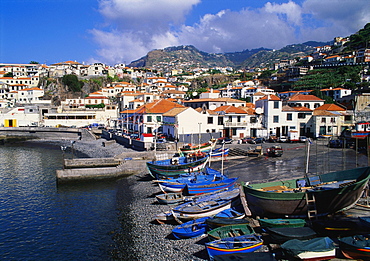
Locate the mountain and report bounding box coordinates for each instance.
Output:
[128,42,331,70]
[128,45,234,69]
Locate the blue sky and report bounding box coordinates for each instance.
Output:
[1,0,369,65]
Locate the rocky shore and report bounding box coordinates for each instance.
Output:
[25,137,370,260]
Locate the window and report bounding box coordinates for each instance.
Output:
[156,116,161,122]
[314,103,320,108]
[344,115,352,122]
[207,117,213,124]
[287,113,292,121]
[321,117,326,123]
[218,117,224,125]
[250,117,257,123]
[273,116,279,123]
[298,113,305,119]
[304,103,310,108]
[237,116,241,122]
[147,116,152,122]
[330,117,336,123]
[328,126,332,133]
[228,116,232,122]
[274,101,279,109]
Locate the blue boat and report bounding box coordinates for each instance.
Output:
[172,188,240,220]
[146,155,209,179]
[155,167,223,193]
[211,147,229,158]
[172,217,210,239]
[205,234,263,260]
[214,208,245,219]
[185,177,238,195]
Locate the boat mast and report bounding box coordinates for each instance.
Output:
[305,139,311,177]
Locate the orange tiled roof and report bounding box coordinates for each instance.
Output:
[288,94,324,101]
[258,94,281,101]
[214,105,249,114]
[315,104,346,111]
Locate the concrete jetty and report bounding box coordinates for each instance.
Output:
[64,158,122,168]
[56,159,148,182]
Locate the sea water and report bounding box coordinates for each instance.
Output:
[0,143,126,260]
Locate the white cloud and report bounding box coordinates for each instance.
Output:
[91,0,200,64]
[301,0,370,38]
[264,1,303,25]
[91,0,369,65]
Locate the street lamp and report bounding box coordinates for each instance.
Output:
[71,140,76,160]
[198,122,202,148]
[60,145,67,169]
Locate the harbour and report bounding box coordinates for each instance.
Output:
[1,137,370,260]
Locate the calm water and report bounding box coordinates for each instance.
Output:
[0,143,126,260]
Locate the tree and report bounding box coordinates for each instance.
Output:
[62,75,83,92]
[29,61,39,64]
[3,72,13,77]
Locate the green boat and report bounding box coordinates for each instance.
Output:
[258,218,306,228]
[241,166,370,218]
[207,224,255,241]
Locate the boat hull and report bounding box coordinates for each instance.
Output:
[205,234,263,260]
[207,224,255,241]
[338,234,370,260]
[258,218,306,228]
[173,201,232,220]
[155,192,184,205]
[242,167,370,218]
[281,237,336,261]
[185,178,238,195]
[172,217,210,239]
[146,156,209,178]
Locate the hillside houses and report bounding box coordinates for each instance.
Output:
[0,57,367,143]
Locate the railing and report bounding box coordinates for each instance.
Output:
[223,122,248,127]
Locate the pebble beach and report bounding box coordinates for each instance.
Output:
[25,138,370,260]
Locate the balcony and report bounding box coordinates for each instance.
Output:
[223,121,248,127]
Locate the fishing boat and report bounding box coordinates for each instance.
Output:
[281,237,336,260]
[171,188,240,220]
[214,208,245,219]
[155,192,185,205]
[155,167,227,193]
[338,234,370,259]
[265,226,317,244]
[172,217,210,239]
[180,139,216,155]
[241,166,370,218]
[207,224,255,241]
[156,172,218,193]
[185,177,238,195]
[211,147,229,158]
[172,197,233,220]
[212,252,276,261]
[311,219,358,237]
[258,218,306,228]
[205,234,263,260]
[206,218,250,230]
[154,211,175,224]
[146,154,209,179]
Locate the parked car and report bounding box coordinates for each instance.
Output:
[217,137,233,144]
[254,137,266,144]
[299,136,308,143]
[278,136,288,143]
[241,137,255,144]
